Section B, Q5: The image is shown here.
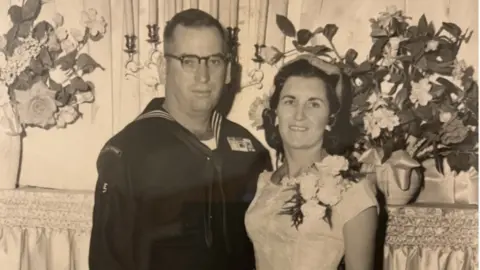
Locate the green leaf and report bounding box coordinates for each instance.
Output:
[446,152,472,173]
[344,48,358,63]
[49,78,63,92]
[312,26,324,35]
[299,45,332,56]
[382,139,395,163]
[415,104,434,120]
[38,47,53,68]
[7,6,23,24]
[369,37,389,62]
[296,29,313,46]
[32,21,53,42]
[29,58,44,74]
[442,22,462,38]
[76,53,103,75]
[418,14,429,35]
[5,26,21,56]
[70,76,90,92]
[55,89,72,106]
[394,86,409,109]
[352,61,372,75]
[322,24,338,41]
[55,49,78,71]
[10,71,32,90]
[430,83,446,98]
[276,14,296,37]
[17,21,33,38]
[436,77,462,96]
[21,0,42,21]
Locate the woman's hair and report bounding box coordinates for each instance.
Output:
[262,58,356,163]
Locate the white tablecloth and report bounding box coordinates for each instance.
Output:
[0,189,477,270]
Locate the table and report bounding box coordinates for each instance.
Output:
[0,189,477,270]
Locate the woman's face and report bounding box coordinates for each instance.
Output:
[276,76,330,151]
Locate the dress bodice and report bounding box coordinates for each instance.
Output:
[245,171,378,270]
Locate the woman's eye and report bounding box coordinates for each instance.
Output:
[283,99,294,105]
[310,102,321,108]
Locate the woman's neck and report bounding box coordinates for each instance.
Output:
[283,145,326,178]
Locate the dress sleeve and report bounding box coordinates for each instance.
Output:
[336,178,379,226]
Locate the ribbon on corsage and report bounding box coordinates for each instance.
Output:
[0,101,23,136]
[358,149,421,195]
[416,159,478,205]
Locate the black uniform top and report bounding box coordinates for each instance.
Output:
[89,97,272,270]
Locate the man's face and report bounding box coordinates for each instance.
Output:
[162,25,230,115]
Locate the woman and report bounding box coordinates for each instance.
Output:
[245,55,379,270]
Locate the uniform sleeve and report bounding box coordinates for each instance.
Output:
[336,179,379,226]
[89,146,137,270]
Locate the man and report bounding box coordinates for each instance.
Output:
[88,8,272,270]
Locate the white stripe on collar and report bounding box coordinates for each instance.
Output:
[135,109,223,144]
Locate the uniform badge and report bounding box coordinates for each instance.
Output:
[227,137,256,152]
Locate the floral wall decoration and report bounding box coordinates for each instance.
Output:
[0,0,107,135]
[251,6,478,177]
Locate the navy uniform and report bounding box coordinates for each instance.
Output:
[89,97,272,270]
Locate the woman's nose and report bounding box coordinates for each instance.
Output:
[294,104,306,121]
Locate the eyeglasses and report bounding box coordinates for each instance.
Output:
[164,53,229,73]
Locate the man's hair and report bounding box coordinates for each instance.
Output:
[163,9,228,52]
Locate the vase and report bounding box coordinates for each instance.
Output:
[359,149,423,206]
[0,102,23,189]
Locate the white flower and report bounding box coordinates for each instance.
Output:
[301,200,326,220]
[316,180,342,206]
[259,46,283,65]
[81,8,107,37]
[0,35,6,51]
[354,77,363,87]
[70,28,85,42]
[316,155,349,175]
[409,78,432,107]
[367,92,388,109]
[55,105,79,128]
[74,91,94,104]
[0,83,10,106]
[452,60,467,80]
[248,94,270,129]
[61,37,78,54]
[373,107,400,131]
[52,13,64,28]
[0,52,7,69]
[49,65,73,85]
[363,112,381,139]
[55,27,68,41]
[425,40,439,52]
[299,173,319,199]
[439,111,452,123]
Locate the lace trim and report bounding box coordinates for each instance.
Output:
[0,189,94,232]
[386,205,478,251]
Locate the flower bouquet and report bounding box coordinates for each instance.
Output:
[251,6,477,175]
[250,6,477,205]
[0,1,107,134]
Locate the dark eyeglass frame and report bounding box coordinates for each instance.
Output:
[164,53,230,72]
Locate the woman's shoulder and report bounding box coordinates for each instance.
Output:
[335,177,379,224]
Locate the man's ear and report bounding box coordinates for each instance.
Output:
[224,61,232,84]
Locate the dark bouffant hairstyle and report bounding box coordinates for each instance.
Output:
[262,58,356,163]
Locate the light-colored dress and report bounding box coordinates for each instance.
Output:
[245,171,379,270]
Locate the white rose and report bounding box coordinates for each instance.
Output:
[75,91,94,104]
[299,173,319,199]
[301,200,326,220]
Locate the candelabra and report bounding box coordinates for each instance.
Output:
[124,34,142,73]
[241,43,265,90]
[227,26,240,64]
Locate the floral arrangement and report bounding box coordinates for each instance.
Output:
[279,155,362,229]
[250,6,478,175]
[0,0,107,134]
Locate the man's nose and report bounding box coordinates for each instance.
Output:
[195,62,210,83]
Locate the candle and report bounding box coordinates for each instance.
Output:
[124,0,134,36]
[257,0,269,45]
[149,0,158,25]
[165,0,175,22]
[230,0,239,27]
[175,0,183,13]
[210,0,219,19]
[190,0,198,9]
